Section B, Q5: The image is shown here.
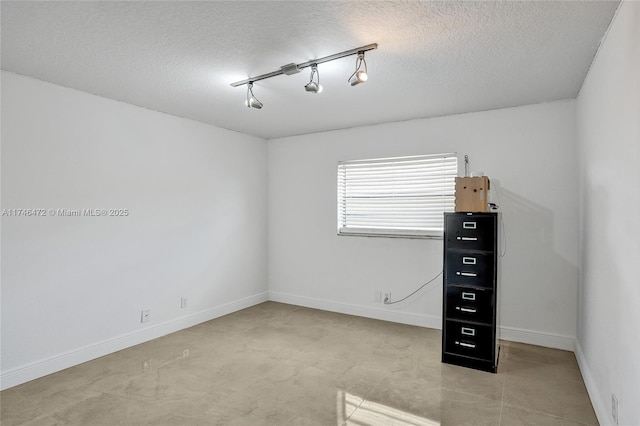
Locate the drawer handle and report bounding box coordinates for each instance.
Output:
[461,327,475,336]
[463,222,477,229]
[457,237,478,241]
[462,257,476,265]
[457,272,477,277]
[461,292,476,301]
[456,306,477,313]
[455,341,476,349]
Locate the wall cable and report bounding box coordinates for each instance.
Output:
[384,271,443,305]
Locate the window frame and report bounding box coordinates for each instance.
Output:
[337,153,458,239]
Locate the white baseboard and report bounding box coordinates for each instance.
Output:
[268,291,442,329]
[575,341,609,426]
[268,291,576,352]
[1,291,578,391]
[0,292,268,391]
[498,325,576,351]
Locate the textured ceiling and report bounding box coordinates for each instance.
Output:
[1,1,619,139]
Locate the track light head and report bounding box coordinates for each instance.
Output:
[304,64,323,94]
[349,70,368,86]
[247,97,263,109]
[305,82,322,93]
[348,52,369,86]
[245,82,263,109]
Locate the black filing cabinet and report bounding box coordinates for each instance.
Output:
[442,212,499,373]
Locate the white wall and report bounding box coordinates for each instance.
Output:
[575,2,640,425]
[0,72,268,389]
[268,101,578,350]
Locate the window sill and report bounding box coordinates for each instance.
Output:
[337,228,443,240]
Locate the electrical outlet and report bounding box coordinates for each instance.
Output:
[181,297,188,309]
[384,292,391,304]
[141,309,151,323]
[612,393,618,424]
[375,291,382,303]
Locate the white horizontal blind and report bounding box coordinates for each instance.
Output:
[337,154,457,238]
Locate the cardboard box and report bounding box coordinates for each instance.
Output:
[455,177,490,212]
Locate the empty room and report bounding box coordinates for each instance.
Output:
[1,1,638,425]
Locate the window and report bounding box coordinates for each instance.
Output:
[337,153,457,238]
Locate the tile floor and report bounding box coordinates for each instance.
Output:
[1,302,598,425]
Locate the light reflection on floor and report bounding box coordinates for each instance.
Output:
[338,389,440,426]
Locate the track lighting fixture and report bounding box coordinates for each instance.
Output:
[245,82,263,109]
[230,43,377,108]
[348,52,368,86]
[304,64,322,94]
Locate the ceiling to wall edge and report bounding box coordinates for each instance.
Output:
[0,72,589,142]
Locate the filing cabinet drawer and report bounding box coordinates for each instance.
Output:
[444,320,494,361]
[445,286,494,324]
[444,251,494,287]
[444,213,496,252]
